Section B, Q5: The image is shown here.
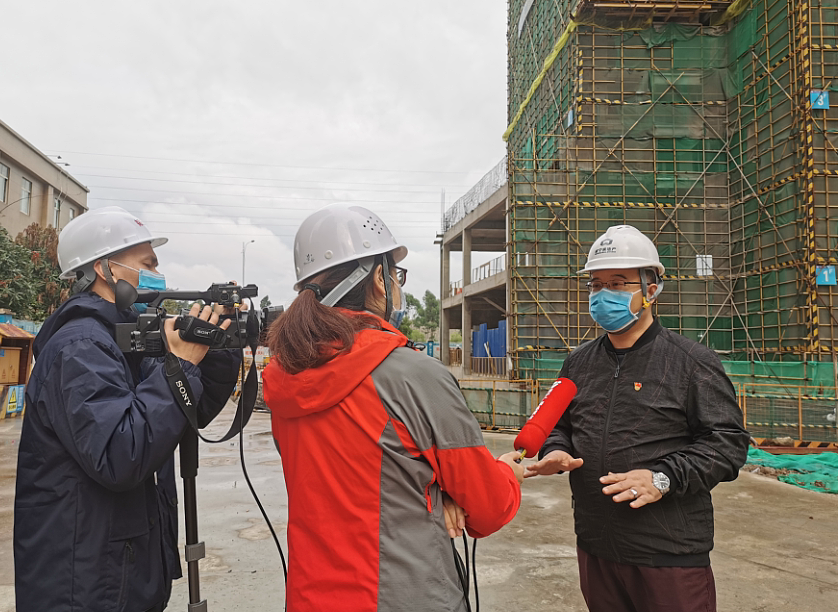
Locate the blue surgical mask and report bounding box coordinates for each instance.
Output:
[389,288,406,329]
[111,261,166,313]
[588,288,641,333]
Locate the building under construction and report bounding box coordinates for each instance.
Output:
[440,0,838,442]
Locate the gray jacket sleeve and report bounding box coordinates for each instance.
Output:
[652,352,750,495]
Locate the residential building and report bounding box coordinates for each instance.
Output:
[0,118,88,238]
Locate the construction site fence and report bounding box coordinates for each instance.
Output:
[470,357,509,378]
[460,378,838,443]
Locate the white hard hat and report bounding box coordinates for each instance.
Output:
[580,225,665,276]
[293,203,407,290]
[58,206,167,279]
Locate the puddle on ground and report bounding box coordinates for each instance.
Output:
[237,517,286,541]
[200,457,239,467]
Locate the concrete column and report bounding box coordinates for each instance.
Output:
[462,297,472,375]
[441,242,451,300]
[440,239,450,364]
[462,229,472,287]
[441,308,450,365]
[462,228,472,374]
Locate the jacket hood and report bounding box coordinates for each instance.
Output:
[34,292,137,359]
[262,319,408,419]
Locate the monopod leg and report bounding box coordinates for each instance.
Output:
[179,429,208,611]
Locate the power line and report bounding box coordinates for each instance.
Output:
[81,177,441,195]
[132,217,439,228]
[88,196,443,208]
[69,165,470,189]
[48,150,477,175]
[138,225,438,237]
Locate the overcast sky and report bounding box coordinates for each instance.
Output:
[1,1,507,307]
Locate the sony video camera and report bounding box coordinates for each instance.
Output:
[112,280,283,356]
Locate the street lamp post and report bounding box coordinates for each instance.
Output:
[242,240,255,285]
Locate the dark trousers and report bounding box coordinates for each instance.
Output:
[577,547,716,612]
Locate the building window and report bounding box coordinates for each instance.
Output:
[20,178,32,215]
[0,164,8,203]
[68,207,75,222]
[53,197,61,227]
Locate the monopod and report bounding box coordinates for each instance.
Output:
[179,429,206,611]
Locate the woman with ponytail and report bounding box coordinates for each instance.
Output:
[262,203,523,612]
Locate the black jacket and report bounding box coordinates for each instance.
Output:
[14,293,240,612]
[540,320,749,567]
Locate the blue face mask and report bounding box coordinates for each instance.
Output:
[388,285,406,329]
[111,261,166,313]
[588,288,641,333]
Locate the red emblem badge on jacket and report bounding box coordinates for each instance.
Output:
[634,382,642,391]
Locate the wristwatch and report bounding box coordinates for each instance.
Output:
[652,472,671,495]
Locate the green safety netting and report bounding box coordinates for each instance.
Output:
[745,448,838,494]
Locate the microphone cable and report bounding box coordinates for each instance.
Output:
[451,534,480,612]
[232,311,288,583]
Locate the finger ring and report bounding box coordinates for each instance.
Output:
[630,488,639,499]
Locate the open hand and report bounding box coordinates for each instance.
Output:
[524,450,583,478]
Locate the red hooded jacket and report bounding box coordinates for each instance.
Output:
[262,320,520,612]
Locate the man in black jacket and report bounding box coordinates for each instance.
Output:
[526,225,749,612]
[14,207,241,612]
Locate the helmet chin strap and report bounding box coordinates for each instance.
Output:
[382,256,393,322]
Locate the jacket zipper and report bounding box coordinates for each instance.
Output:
[600,358,621,473]
[117,540,134,611]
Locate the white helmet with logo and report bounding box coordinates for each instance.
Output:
[580,225,665,276]
[293,203,407,290]
[58,206,167,280]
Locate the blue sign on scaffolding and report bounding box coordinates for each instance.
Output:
[816,265,837,286]
[811,90,830,110]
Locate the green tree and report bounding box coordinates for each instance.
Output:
[419,290,439,342]
[260,295,272,309]
[160,299,191,314]
[14,223,72,320]
[0,227,37,318]
[399,290,439,342]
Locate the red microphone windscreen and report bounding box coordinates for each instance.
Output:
[514,378,577,458]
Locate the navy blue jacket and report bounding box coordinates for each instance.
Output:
[14,293,240,612]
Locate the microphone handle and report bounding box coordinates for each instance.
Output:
[513,448,526,464]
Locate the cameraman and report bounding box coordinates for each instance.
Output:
[14,207,241,612]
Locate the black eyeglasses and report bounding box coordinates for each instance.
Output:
[586,280,642,292]
[393,265,407,287]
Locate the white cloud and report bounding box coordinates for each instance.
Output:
[1,0,509,306]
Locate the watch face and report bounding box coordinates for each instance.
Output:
[653,473,670,490]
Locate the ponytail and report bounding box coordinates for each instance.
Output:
[267,257,386,374]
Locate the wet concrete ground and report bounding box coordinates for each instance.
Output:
[2,410,837,611]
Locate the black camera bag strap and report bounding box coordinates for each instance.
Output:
[163,352,259,444]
